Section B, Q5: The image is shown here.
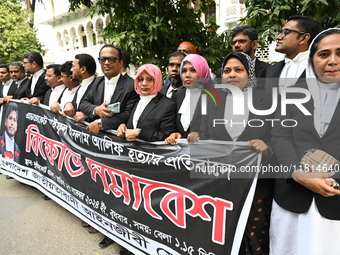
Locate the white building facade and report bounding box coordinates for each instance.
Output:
[36,1,110,74]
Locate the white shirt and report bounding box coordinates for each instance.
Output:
[179,88,201,132]
[31,69,45,95]
[132,95,157,128]
[104,74,120,103]
[166,85,183,98]
[318,82,340,137]
[60,85,80,112]
[48,84,66,107]
[278,51,309,93]
[252,57,257,66]
[75,75,95,107]
[2,79,13,97]
[224,90,249,141]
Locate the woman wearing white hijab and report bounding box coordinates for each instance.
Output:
[270,28,340,255]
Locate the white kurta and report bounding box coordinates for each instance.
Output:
[270,199,340,255]
[271,29,340,254]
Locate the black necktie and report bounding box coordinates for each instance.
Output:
[170,89,177,99]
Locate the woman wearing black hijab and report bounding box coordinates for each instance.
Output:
[199,51,276,255]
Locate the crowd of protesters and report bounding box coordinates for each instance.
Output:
[1,14,340,255]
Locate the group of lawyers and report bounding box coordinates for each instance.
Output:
[1,13,340,255]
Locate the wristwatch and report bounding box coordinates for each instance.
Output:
[97,119,103,128]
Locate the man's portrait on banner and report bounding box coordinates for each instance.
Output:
[0,102,20,163]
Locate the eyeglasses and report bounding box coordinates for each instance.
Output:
[138,77,154,82]
[98,56,120,64]
[277,28,307,37]
[9,70,20,73]
[231,39,253,45]
[23,61,31,65]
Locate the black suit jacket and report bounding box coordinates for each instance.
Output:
[272,81,340,220]
[43,87,67,106]
[263,60,285,93]
[13,78,30,99]
[79,75,139,130]
[199,88,277,196]
[70,77,97,112]
[263,60,307,92]
[199,88,274,143]
[160,84,183,99]
[0,81,18,98]
[171,86,200,138]
[0,134,20,163]
[26,70,50,101]
[255,58,272,91]
[126,93,177,142]
[255,58,271,78]
[159,85,170,96]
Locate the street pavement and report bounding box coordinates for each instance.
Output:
[0,173,123,255]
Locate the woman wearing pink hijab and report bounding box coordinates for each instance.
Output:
[117,64,177,142]
[165,54,212,145]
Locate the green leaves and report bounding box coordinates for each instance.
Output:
[0,0,43,63]
[68,0,225,72]
[240,0,338,48]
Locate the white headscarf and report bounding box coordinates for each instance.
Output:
[305,28,340,136]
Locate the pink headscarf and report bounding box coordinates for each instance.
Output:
[180,54,210,85]
[134,64,162,96]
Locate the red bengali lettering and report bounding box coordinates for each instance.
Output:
[84,157,233,244]
[25,124,85,177]
[86,158,133,205]
[25,125,43,156]
[86,158,110,193]
[64,146,84,177]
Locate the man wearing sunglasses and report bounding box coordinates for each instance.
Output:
[265,15,320,93]
[230,25,272,90]
[78,44,139,134]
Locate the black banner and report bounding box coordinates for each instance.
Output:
[0,101,261,255]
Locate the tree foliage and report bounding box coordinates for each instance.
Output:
[68,0,228,72]
[19,0,54,27]
[239,0,340,48]
[0,0,43,64]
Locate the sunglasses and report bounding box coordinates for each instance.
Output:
[277,28,307,37]
[98,56,120,64]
